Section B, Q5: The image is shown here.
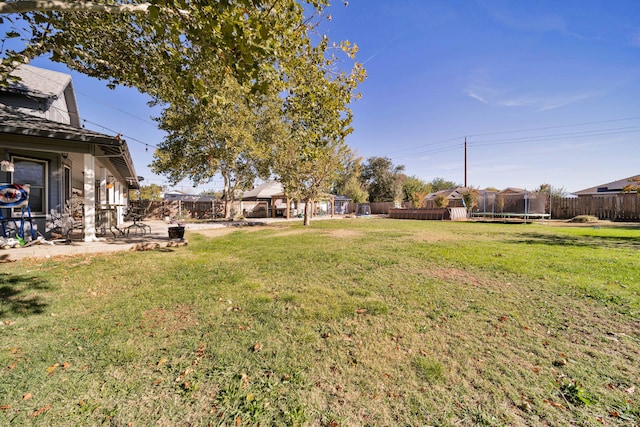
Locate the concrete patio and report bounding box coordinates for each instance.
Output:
[0,215,345,262]
[0,220,226,262]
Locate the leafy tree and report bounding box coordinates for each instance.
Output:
[534,184,569,199]
[273,36,365,226]
[429,177,460,192]
[434,194,449,208]
[361,157,405,203]
[333,153,369,203]
[622,177,640,195]
[460,188,478,215]
[130,183,164,201]
[151,76,278,218]
[1,0,325,100]
[402,176,431,207]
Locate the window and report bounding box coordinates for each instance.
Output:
[12,157,47,214]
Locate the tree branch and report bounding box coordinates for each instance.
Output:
[0,1,151,14]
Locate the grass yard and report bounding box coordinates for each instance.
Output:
[0,218,638,426]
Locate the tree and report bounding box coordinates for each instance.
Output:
[133,184,164,201]
[1,0,325,100]
[434,194,449,208]
[429,177,460,192]
[402,176,431,207]
[333,154,368,203]
[622,177,640,195]
[151,76,278,219]
[272,36,365,226]
[361,157,405,203]
[460,188,478,216]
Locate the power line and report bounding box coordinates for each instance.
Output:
[383,115,640,159]
[82,118,158,151]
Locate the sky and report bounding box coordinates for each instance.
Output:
[3,0,640,194]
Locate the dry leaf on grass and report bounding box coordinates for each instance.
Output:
[46,363,60,375]
[543,399,566,410]
[23,393,32,401]
[29,404,52,418]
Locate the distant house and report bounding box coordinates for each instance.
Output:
[241,180,351,217]
[423,188,465,207]
[498,187,527,196]
[573,175,639,196]
[0,64,140,241]
[241,181,289,217]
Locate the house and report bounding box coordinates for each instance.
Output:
[423,188,465,208]
[241,181,289,217]
[573,175,639,196]
[0,64,140,241]
[241,180,350,218]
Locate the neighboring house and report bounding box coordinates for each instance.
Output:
[241,181,289,217]
[0,64,140,241]
[573,175,640,196]
[423,188,465,207]
[241,180,350,217]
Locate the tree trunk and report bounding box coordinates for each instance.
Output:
[223,177,232,219]
[303,198,311,226]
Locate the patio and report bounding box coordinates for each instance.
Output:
[0,220,219,262]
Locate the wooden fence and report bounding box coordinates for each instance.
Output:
[129,200,220,220]
[129,194,640,222]
[551,194,640,221]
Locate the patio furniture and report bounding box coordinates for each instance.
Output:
[124,208,151,235]
[0,183,36,242]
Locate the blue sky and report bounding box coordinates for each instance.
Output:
[4,0,640,193]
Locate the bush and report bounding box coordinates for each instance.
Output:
[569,215,599,223]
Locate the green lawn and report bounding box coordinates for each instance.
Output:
[1,219,638,426]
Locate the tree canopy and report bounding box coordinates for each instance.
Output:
[360,156,405,203]
[402,176,431,207]
[1,0,326,100]
[272,35,364,225]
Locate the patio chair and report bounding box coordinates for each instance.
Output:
[124,206,151,235]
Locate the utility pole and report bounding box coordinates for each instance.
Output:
[464,137,467,188]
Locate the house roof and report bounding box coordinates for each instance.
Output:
[4,64,81,127]
[499,187,527,194]
[6,64,71,98]
[0,104,140,188]
[425,188,465,200]
[573,175,640,195]
[242,181,284,200]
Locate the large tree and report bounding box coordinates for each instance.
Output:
[402,176,431,207]
[273,36,365,226]
[360,156,405,203]
[151,76,279,218]
[1,0,326,101]
[429,177,460,192]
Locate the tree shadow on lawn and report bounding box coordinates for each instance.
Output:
[0,272,50,318]
[510,232,640,250]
